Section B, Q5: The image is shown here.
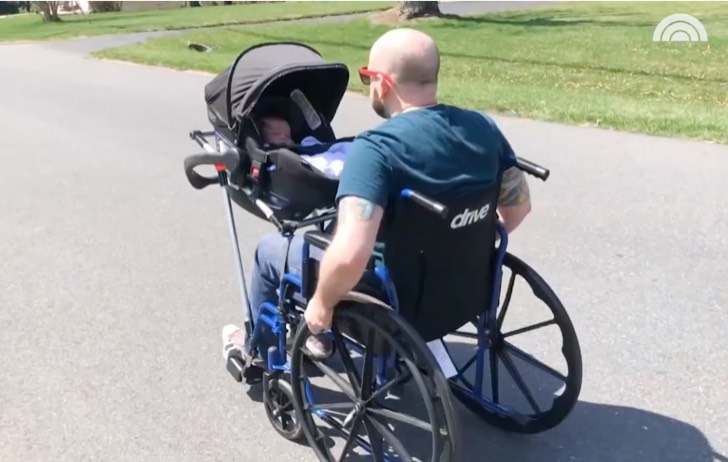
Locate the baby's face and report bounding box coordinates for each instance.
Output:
[262,117,293,145]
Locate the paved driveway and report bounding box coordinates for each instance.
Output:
[1,28,726,462]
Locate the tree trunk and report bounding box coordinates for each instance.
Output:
[396,1,440,20]
[35,1,61,21]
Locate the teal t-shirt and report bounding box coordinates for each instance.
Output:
[336,104,514,209]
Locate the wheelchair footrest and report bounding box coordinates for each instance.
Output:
[227,353,264,385]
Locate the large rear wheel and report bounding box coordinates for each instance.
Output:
[291,294,461,461]
[448,252,583,433]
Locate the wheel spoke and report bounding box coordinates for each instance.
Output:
[454,372,474,390]
[360,329,376,400]
[363,416,386,462]
[367,406,433,433]
[281,413,295,430]
[497,271,516,330]
[457,353,477,376]
[503,341,567,382]
[316,411,360,460]
[332,328,363,395]
[367,372,410,404]
[308,402,356,412]
[277,403,293,413]
[503,319,556,338]
[307,359,358,401]
[337,414,365,462]
[499,349,541,414]
[366,414,414,462]
[489,347,499,404]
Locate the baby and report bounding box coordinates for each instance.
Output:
[259,116,294,146]
[259,116,351,178]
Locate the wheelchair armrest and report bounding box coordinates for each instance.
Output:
[302,231,386,302]
[303,231,383,267]
[303,231,333,250]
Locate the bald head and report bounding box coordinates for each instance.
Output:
[369,28,440,87]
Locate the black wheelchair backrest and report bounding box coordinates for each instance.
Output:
[381,186,500,342]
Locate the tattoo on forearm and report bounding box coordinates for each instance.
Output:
[498,167,530,207]
[339,197,376,223]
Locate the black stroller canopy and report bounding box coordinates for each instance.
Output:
[204,42,350,133]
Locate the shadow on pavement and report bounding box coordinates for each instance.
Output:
[241,361,717,461]
[456,400,717,462]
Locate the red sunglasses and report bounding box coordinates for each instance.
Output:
[358,66,395,86]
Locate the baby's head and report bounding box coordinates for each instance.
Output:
[260,116,293,146]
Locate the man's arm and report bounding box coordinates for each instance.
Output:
[497,166,531,233]
[309,195,384,310]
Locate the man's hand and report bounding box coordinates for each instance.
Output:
[304,295,334,334]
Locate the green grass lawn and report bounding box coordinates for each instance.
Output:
[0,2,391,42]
[94,1,728,143]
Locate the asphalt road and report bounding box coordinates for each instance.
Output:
[1,14,727,462]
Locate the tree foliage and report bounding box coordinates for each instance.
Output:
[0,2,20,15]
[89,1,123,13]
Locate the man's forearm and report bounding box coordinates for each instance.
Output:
[497,166,531,234]
[311,195,383,311]
[312,237,366,309]
[497,204,530,234]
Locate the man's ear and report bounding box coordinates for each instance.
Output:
[377,78,391,99]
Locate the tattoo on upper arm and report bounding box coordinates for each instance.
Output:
[498,167,530,207]
[338,196,376,224]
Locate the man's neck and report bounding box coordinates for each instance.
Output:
[392,101,438,117]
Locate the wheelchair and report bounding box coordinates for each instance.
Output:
[183,41,583,461]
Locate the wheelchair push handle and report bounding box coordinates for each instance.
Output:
[401,189,449,218]
[515,156,550,181]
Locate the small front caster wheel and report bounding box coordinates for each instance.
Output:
[263,373,304,442]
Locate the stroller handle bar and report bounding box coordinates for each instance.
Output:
[184,130,240,190]
[183,129,549,220]
[183,151,240,189]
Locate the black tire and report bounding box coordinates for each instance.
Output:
[449,252,582,434]
[263,372,305,442]
[290,293,461,462]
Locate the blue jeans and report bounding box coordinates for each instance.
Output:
[247,232,383,365]
[248,232,321,364]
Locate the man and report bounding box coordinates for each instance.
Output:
[221,28,531,363]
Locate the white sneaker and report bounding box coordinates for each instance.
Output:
[221,324,244,360]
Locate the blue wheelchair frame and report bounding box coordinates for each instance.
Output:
[238,192,514,425]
